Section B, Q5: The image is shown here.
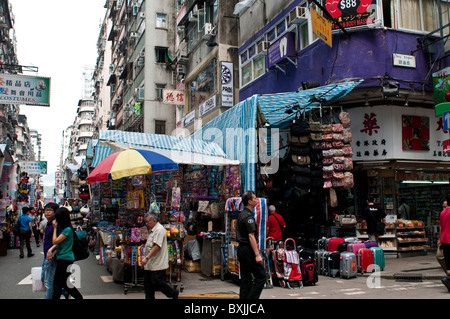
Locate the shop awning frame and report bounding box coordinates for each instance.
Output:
[90,130,240,168]
[192,80,363,192]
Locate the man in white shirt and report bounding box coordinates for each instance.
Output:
[141,212,178,299]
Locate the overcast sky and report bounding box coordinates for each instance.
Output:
[9,0,106,186]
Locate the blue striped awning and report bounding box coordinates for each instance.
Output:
[259,80,363,128]
[193,80,362,192]
[90,130,237,167]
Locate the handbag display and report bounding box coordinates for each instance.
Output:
[335,214,357,228]
[80,204,89,215]
[339,111,351,127]
[291,154,311,165]
[290,119,310,136]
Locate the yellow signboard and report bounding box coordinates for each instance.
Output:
[311,7,332,48]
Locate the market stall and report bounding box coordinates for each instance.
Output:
[86,132,241,292]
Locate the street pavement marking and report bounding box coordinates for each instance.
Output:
[18,274,32,285]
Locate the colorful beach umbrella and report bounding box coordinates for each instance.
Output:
[87,148,178,184]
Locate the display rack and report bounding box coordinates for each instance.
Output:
[396,222,429,257]
[356,225,397,258]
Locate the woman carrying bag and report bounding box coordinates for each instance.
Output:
[51,207,83,299]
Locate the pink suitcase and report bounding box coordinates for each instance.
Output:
[357,248,374,273]
[347,242,366,255]
[327,238,345,252]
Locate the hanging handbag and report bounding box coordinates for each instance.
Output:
[62,201,72,212]
[80,204,90,215]
[343,172,354,188]
[291,154,311,165]
[291,135,310,146]
[339,111,351,127]
[335,214,357,228]
[290,119,310,136]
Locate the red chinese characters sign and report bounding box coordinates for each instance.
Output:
[163,89,185,106]
[401,115,430,151]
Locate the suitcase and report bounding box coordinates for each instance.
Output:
[357,248,374,273]
[327,238,345,252]
[322,251,331,276]
[300,259,318,285]
[298,247,316,261]
[328,251,341,278]
[317,238,327,250]
[364,240,378,248]
[340,252,358,279]
[347,242,366,255]
[315,250,325,275]
[370,247,385,271]
[337,241,350,252]
[344,237,358,242]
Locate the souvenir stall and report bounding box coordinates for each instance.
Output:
[86,143,241,292]
[224,197,268,277]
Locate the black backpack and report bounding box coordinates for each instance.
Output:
[72,229,89,261]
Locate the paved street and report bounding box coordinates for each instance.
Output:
[1,246,450,301]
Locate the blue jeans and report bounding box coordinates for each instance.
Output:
[42,258,57,299]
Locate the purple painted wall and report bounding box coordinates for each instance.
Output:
[239,29,437,101]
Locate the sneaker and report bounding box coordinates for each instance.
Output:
[442,276,450,292]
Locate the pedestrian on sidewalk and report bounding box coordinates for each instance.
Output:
[18,206,34,258]
[141,211,179,299]
[51,207,83,299]
[40,202,60,299]
[29,207,40,248]
[236,191,266,299]
[267,204,286,241]
[439,196,450,292]
[361,196,386,245]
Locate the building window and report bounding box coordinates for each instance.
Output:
[156,13,167,29]
[155,46,172,63]
[187,58,217,110]
[155,120,166,134]
[156,83,166,100]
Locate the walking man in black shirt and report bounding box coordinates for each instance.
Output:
[237,191,267,299]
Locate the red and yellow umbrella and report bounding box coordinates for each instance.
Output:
[87,148,178,184]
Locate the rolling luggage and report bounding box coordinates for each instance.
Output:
[298,247,316,261]
[322,251,331,276]
[317,238,327,250]
[357,248,374,273]
[328,251,341,278]
[327,238,345,252]
[315,250,325,275]
[348,242,366,255]
[340,252,358,279]
[300,258,318,285]
[364,240,378,248]
[370,247,385,271]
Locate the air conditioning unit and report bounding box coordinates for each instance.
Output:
[202,23,215,41]
[257,41,270,55]
[139,12,145,20]
[289,6,308,24]
[130,32,138,38]
[135,88,145,101]
[137,56,145,66]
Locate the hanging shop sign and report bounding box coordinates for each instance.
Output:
[348,105,449,161]
[311,7,332,47]
[326,0,378,30]
[198,94,217,117]
[182,109,195,127]
[432,66,450,116]
[267,32,296,69]
[18,161,48,175]
[0,74,51,106]
[221,62,234,107]
[163,89,185,105]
